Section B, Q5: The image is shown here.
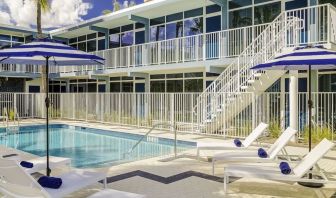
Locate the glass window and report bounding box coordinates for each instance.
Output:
[121,32,134,46]
[122,76,133,80]
[150,17,165,26]
[98,32,105,37]
[0,34,10,41]
[185,79,203,92]
[121,24,134,32]
[69,37,77,44]
[254,0,274,4]
[12,42,22,47]
[109,27,120,34]
[229,0,252,9]
[135,23,145,29]
[319,74,336,92]
[167,73,183,78]
[206,15,221,33]
[122,82,133,92]
[150,81,165,92]
[87,40,96,52]
[229,8,252,28]
[184,8,203,18]
[0,41,11,49]
[88,83,97,92]
[184,18,203,36]
[110,77,121,81]
[78,35,86,42]
[87,33,97,40]
[166,12,183,23]
[206,4,221,14]
[78,42,86,51]
[166,22,183,39]
[151,74,165,79]
[109,34,120,48]
[185,72,203,78]
[135,31,145,44]
[254,2,281,25]
[70,43,77,49]
[167,80,183,92]
[285,0,307,10]
[12,36,24,42]
[110,82,121,92]
[98,39,106,51]
[150,25,165,41]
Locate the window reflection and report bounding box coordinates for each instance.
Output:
[109,34,120,48]
[184,18,203,36]
[166,22,183,39]
[121,32,134,46]
[87,40,96,52]
[229,8,252,28]
[150,25,165,41]
[206,15,221,33]
[254,2,281,24]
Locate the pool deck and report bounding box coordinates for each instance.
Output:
[1,119,336,198]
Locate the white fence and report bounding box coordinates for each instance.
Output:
[0,92,335,141]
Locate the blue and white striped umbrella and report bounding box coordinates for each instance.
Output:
[251,46,336,158]
[0,38,104,177]
[251,46,336,70]
[0,38,104,66]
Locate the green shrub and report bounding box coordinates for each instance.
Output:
[8,109,15,121]
[303,125,333,144]
[269,119,281,138]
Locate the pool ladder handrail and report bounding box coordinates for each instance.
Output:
[1,107,9,128]
[124,123,177,158]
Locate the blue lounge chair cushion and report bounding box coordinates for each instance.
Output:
[279,162,291,175]
[38,176,62,189]
[20,161,34,168]
[257,148,267,158]
[234,139,242,147]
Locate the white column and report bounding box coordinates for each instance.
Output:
[280,77,286,131]
[105,77,110,93]
[65,80,70,93]
[289,71,298,142]
[145,76,150,93]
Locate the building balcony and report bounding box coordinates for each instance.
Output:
[48,23,269,77]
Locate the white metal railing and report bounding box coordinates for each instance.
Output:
[330,4,336,44]
[49,23,269,74]
[195,4,336,132]
[0,64,41,74]
[0,92,334,141]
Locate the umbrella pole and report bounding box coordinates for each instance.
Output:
[45,57,51,177]
[299,65,323,188]
[308,65,312,154]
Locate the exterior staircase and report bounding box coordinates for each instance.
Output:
[194,5,332,136]
[195,4,336,136]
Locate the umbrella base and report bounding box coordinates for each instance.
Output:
[298,175,324,188]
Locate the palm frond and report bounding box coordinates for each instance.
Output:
[35,0,50,12]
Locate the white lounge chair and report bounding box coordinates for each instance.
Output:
[223,138,335,194]
[23,156,71,174]
[197,122,268,158]
[212,127,297,174]
[0,158,107,198]
[0,145,71,174]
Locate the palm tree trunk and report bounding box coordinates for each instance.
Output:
[36,0,46,93]
[37,0,43,38]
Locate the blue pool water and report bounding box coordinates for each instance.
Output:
[0,125,195,168]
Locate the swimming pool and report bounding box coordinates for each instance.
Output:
[0,125,195,168]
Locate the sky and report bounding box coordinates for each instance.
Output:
[0,0,144,29]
